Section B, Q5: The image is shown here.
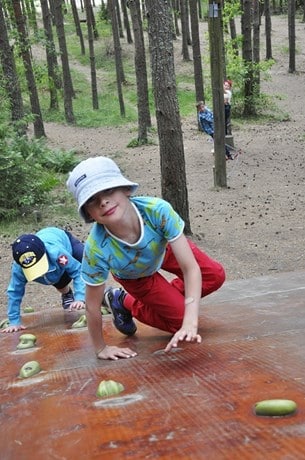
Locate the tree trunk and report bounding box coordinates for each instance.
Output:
[40,0,61,110]
[189,0,205,102]
[241,0,256,116]
[25,0,38,33]
[108,0,125,116]
[197,0,203,19]
[53,0,75,123]
[173,0,180,36]
[185,0,192,45]
[128,0,151,141]
[70,0,86,55]
[48,0,56,24]
[288,0,296,73]
[180,0,191,60]
[115,0,124,37]
[265,0,272,59]
[252,0,260,93]
[90,2,98,39]
[140,0,145,20]
[12,0,45,137]
[146,0,191,234]
[0,1,25,130]
[85,0,99,109]
[121,0,133,43]
[229,17,239,57]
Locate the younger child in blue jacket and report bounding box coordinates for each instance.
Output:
[2,227,85,333]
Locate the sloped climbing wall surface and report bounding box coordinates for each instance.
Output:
[1,271,305,460]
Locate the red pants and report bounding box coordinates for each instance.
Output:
[115,240,225,334]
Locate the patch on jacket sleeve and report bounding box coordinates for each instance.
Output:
[58,255,68,266]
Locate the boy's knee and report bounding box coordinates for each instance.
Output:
[202,263,226,297]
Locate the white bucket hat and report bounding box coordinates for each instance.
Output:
[67,156,138,222]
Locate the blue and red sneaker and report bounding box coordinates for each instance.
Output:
[104,287,137,336]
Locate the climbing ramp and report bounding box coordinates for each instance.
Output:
[1,271,305,459]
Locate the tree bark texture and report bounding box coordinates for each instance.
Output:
[12,0,45,137]
[180,0,191,60]
[40,0,61,110]
[70,0,86,55]
[0,1,25,126]
[121,0,133,43]
[53,0,75,123]
[115,0,124,37]
[189,0,205,102]
[229,18,239,57]
[252,0,260,93]
[241,0,256,116]
[128,0,151,141]
[85,0,99,109]
[288,0,296,73]
[108,0,125,116]
[172,0,180,37]
[146,0,191,234]
[264,0,272,59]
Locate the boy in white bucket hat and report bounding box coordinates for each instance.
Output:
[67,156,225,360]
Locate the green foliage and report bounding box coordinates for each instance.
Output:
[225,48,275,116]
[0,122,78,220]
[223,0,242,21]
[127,138,147,147]
[98,2,110,23]
[221,1,277,117]
[127,137,156,148]
[0,80,11,119]
[176,76,197,116]
[32,61,50,88]
[39,147,79,173]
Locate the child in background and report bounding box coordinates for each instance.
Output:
[2,227,85,333]
[196,100,214,138]
[224,79,233,104]
[224,80,233,135]
[67,156,225,360]
[224,92,231,136]
[196,101,233,160]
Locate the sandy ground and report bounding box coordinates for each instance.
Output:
[0,15,304,315]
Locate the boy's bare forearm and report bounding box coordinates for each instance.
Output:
[86,305,106,354]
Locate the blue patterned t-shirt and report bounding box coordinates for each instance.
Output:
[81,196,184,285]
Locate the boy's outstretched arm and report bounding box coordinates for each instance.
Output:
[164,234,202,352]
[86,284,137,360]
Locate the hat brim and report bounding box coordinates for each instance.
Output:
[22,252,49,282]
